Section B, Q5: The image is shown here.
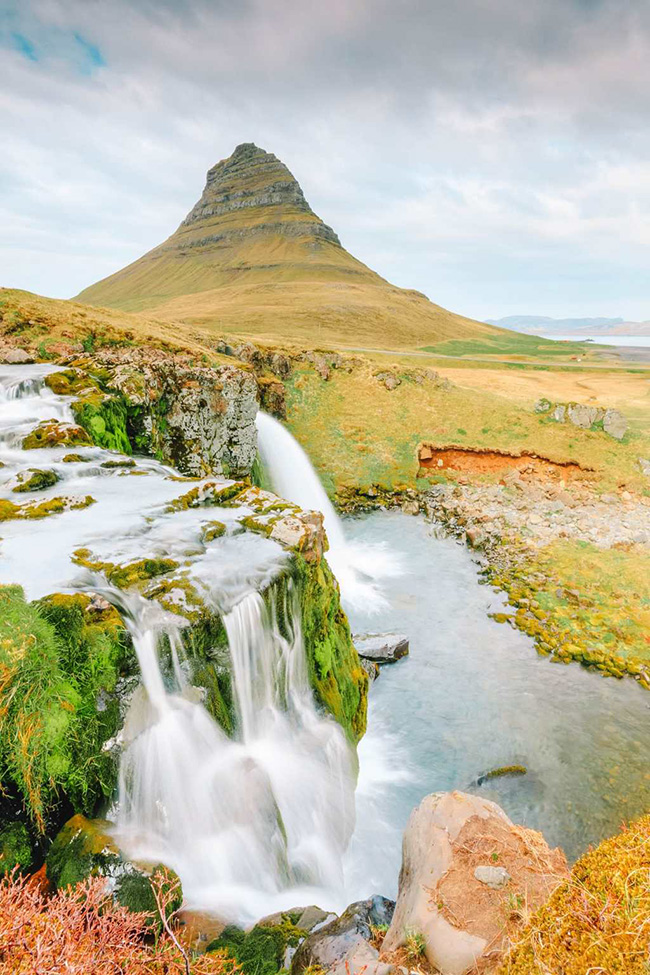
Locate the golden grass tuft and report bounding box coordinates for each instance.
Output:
[499,814,650,975]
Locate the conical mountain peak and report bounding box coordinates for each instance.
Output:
[76,143,498,349]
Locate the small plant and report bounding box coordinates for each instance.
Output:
[81,330,96,353]
[404,927,426,963]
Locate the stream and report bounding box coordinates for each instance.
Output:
[344,511,650,899]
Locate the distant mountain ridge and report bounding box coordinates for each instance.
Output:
[487,315,650,336]
[76,142,504,349]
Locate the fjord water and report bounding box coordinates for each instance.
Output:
[343,511,650,898]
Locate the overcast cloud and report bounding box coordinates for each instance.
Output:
[1,0,649,320]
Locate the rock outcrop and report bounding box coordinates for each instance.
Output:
[292,896,395,975]
[381,791,568,975]
[534,398,628,440]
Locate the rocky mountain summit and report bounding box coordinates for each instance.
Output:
[181,142,341,246]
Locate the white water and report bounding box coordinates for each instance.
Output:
[256,411,400,612]
[0,365,356,922]
[115,586,355,922]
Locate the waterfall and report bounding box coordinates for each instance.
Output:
[113,582,355,922]
[256,411,400,611]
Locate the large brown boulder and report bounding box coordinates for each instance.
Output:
[381,791,568,975]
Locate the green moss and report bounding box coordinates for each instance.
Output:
[101,458,136,469]
[287,558,367,742]
[72,550,179,590]
[72,393,132,454]
[44,369,99,397]
[46,814,120,889]
[0,495,95,522]
[0,587,131,832]
[22,420,92,450]
[166,479,248,513]
[0,821,33,876]
[12,468,59,493]
[208,916,307,975]
[202,520,227,542]
[62,453,88,463]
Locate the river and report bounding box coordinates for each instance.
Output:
[343,510,650,900]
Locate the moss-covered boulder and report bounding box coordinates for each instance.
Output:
[207,912,308,975]
[46,814,182,930]
[11,468,59,493]
[0,587,133,833]
[22,419,92,450]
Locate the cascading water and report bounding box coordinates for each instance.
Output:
[0,365,357,922]
[256,411,400,611]
[114,584,355,922]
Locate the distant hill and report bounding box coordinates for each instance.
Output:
[487,315,650,336]
[76,143,506,350]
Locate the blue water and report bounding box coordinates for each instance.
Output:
[343,511,650,900]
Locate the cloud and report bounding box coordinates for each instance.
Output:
[0,0,649,319]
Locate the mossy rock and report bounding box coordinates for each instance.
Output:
[72,550,179,590]
[22,420,92,450]
[207,915,307,975]
[62,453,88,463]
[287,557,367,742]
[12,468,59,493]
[0,494,95,522]
[71,392,132,454]
[44,369,99,397]
[46,814,181,932]
[46,814,121,889]
[0,821,33,876]
[202,519,227,542]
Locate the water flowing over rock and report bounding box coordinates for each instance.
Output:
[0,363,367,922]
[256,411,401,613]
[381,791,568,975]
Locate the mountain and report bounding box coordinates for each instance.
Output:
[487,315,650,336]
[76,143,502,350]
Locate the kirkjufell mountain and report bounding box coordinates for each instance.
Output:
[77,143,500,347]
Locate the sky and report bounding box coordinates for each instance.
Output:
[1,0,649,322]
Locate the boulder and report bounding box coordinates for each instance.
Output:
[533,398,552,414]
[602,408,627,440]
[640,458,650,477]
[381,791,568,975]
[1,348,33,364]
[292,896,395,975]
[354,633,409,664]
[566,404,600,429]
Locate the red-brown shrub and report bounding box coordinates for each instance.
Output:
[0,868,239,974]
